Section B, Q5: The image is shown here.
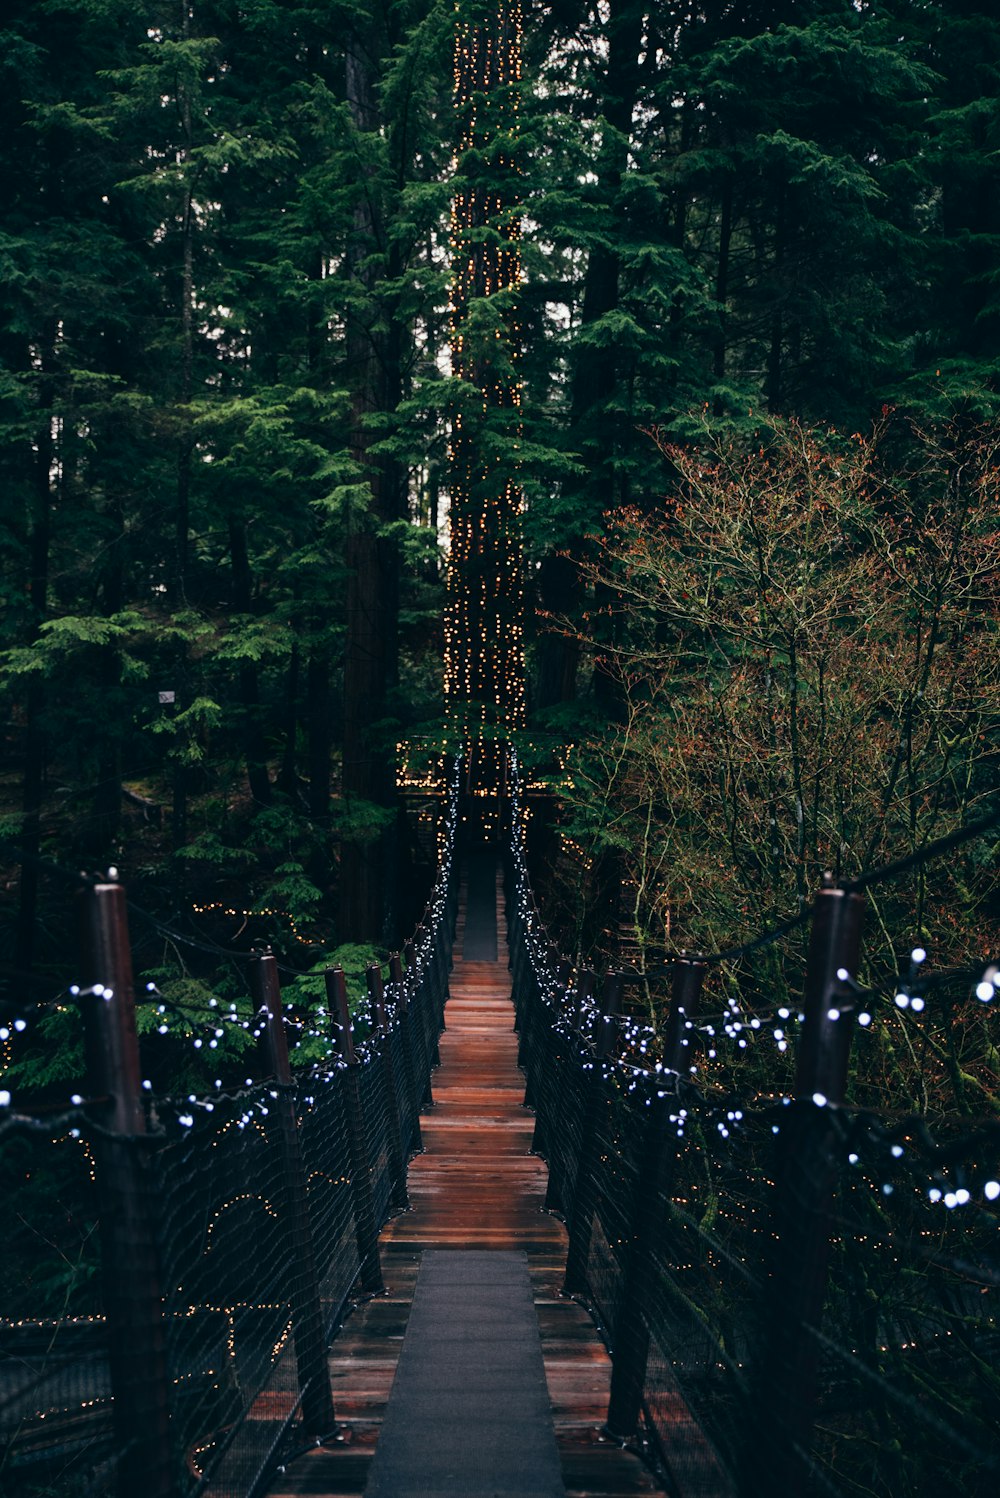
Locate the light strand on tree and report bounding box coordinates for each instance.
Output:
[445,0,526,769]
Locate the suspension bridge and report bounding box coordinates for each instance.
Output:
[2,750,998,1498]
[4,4,1000,1488]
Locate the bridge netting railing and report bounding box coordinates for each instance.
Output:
[0,764,459,1498]
[507,753,999,1498]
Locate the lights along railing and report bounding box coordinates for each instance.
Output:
[506,754,1000,1498]
[0,773,459,1498]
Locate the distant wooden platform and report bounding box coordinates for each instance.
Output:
[269,861,661,1498]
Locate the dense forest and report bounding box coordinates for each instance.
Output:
[1,0,998,1103]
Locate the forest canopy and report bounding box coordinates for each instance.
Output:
[1,0,998,1063]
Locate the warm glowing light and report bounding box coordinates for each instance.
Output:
[445,1,526,766]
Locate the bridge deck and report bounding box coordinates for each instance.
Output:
[270,859,659,1497]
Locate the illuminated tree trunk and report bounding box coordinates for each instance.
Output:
[446,0,526,786]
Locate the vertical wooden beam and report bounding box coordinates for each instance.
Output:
[78,876,175,1498]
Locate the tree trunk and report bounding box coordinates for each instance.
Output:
[536,553,581,708]
[712,174,734,411]
[175,0,194,603]
[339,21,402,943]
[279,640,300,796]
[306,646,331,823]
[88,523,124,861]
[446,0,526,751]
[767,182,787,414]
[228,516,272,806]
[15,343,55,975]
[538,0,643,713]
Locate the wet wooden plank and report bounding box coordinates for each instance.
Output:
[269,866,661,1498]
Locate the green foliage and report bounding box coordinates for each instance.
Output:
[0,0,993,1122]
[332,797,397,844]
[281,942,381,1015]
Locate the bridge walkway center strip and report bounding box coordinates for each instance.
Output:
[268,856,660,1498]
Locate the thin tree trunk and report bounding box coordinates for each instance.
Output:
[169,0,196,853]
[175,0,194,602]
[536,553,581,707]
[15,383,54,974]
[712,175,734,412]
[88,518,125,860]
[279,641,300,796]
[339,22,402,943]
[228,517,272,806]
[540,0,642,714]
[767,183,786,413]
[306,647,331,823]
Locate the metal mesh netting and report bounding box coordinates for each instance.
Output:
[506,754,1000,1498]
[358,1051,397,1229]
[545,1035,588,1216]
[2,1055,418,1496]
[641,1108,771,1498]
[296,1078,360,1342]
[806,1116,1000,1498]
[155,1085,312,1496]
[1,1124,109,1492]
[1,764,459,1498]
[582,1086,641,1341]
[385,1024,416,1164]
[518,1016,1000,1498]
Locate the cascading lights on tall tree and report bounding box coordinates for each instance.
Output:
[445,0,527,770]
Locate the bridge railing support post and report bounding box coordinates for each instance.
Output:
[78,875,176,1498]
[742,877,865,1498]
[326,966,384,1296]
[250,948,337,1439]
[563,971,624,1297]
[606,958,706,1439]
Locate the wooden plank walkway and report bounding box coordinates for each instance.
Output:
[270,862,660,1498]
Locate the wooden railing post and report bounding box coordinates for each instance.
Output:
[743,878,865,1498]
[78,875,176,1498]
[325,966,384,1295]
[662,955,705,1077]
[606,958,707,1439]
[368,963,410,1211]
[563,970,624,1296]
[250,948,336,1438]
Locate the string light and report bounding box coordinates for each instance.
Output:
[445,1,527,769]
[191,902,314,946]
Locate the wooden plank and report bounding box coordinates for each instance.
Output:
[268,865,661,1498]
